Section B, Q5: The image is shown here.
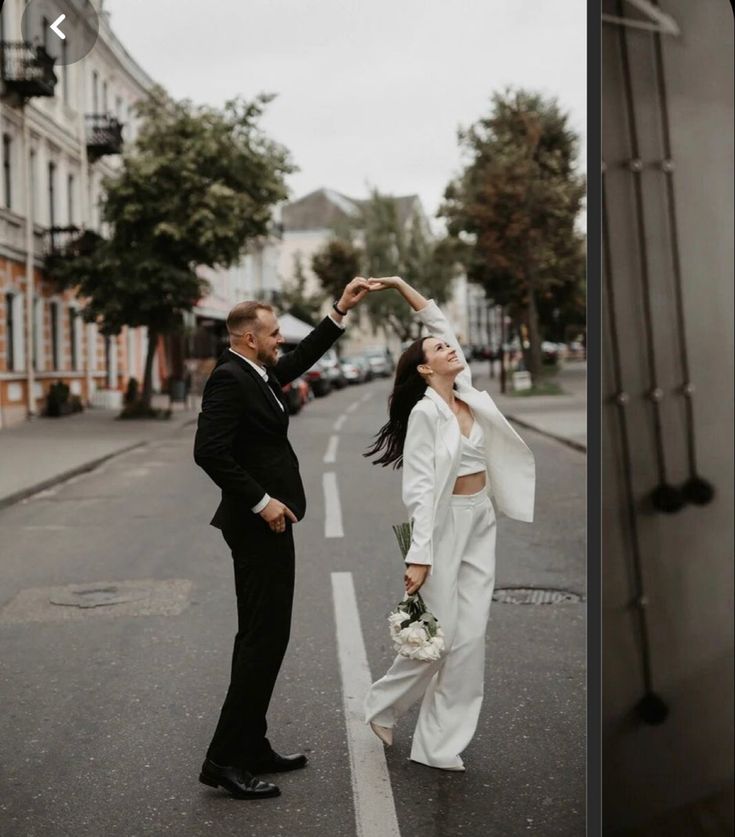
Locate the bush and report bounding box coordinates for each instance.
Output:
[117,400,172,420]
[124,377,139,405]
[45,381,75,417]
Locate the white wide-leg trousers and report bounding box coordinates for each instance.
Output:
[364,489,497,769]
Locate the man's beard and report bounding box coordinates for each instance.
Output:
[257,347,276,368]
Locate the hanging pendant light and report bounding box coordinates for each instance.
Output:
[650,2,715,507]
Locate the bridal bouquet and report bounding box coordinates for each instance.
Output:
[389,523,445,662]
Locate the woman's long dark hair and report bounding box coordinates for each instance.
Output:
[364,337,429,469]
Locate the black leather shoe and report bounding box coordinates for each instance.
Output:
[199,759,280,799]
[250,751,308,774]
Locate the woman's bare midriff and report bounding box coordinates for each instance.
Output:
[452,471,487,495]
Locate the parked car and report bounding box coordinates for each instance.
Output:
[321,349,347,389]
[363,346,395,378]
[340,355,371,384]
[304,359,332,397]
[281,376,311,414]
[541,340,561,364]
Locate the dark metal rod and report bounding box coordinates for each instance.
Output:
[650,3,699,476]
[616,0,670,487]
[603,169,654,693]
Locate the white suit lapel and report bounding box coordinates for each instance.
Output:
[422,387,460,463]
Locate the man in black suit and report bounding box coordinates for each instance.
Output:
[193,277,370,799]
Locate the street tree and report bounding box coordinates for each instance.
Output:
[440,88,585,380]
[276,254,327,326]
[311,238,363,302]
[353,190,459,342]
[46,86,294,412]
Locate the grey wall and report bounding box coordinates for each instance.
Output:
[602,0,733,830]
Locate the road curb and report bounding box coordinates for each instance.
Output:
[507,415,587,454]
[0,442,147,511]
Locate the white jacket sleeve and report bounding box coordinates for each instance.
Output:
[414,299,472,389]
[401,406,436,567]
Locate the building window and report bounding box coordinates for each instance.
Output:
[33,297,44,371]
[62,42,69,102]
[50,301,62,369]
[69,307,80,370]
[48,162,56,227]
[104,334,111,380]
[5,292,15,371]
[29,149,37,220]
[91,70,99,112]
[102,80,108,113]
[2,134,12,209]
[67,174,75,225]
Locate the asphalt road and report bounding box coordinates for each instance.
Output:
[0,374,585,837]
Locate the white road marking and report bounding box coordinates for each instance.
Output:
[323,472,344,538]
[334,414,348,431]
[346,400,360,414]
[324,434,339,464]
[331,572,401,837]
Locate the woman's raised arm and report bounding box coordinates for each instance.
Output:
[367,277,429,312]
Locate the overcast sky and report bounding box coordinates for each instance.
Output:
[104,0,586,223]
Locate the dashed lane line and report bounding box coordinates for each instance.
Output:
[324,435,339,464]
[323,472,344,538]
[331,572,401,837]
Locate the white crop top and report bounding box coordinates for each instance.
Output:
[457,420,487,477]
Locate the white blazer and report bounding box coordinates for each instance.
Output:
[402,300,535,569]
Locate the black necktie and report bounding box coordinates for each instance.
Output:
[265,373,285,411]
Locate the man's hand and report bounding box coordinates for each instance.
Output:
[259,498,298,533]
[337,277,371,312]
[367,276,403,291]
[404,563,430,595]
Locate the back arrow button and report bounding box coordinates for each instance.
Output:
[50,14,66,40]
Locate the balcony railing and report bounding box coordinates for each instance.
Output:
[46,226,82,256]
[86,113,124,160]
[0,41,57,99]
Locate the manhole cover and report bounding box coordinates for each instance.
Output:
[492,587,584,605]
[1,579,192,624]
[49,585,149,609]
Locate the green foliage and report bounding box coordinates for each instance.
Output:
[45,87,295,405]
[332,189,462,341]
[45,381,83,417]
[392,521,414,559]
[276,255,326,326]
[311,239,362,301]
[440,88,585,376]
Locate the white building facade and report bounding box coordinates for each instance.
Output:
[0,0,154,427]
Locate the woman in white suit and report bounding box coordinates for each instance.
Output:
[363,276,535,771]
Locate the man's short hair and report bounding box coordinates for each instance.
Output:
[226,301,274,337]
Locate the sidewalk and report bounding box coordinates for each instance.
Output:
[0,398,199,510]
[471,359,587,452]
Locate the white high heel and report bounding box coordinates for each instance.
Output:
[369,722,393,747]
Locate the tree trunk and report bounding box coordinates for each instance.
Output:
[142,329,158,409]
[525,282,543,382]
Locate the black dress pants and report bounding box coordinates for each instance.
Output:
[206,520,295,769]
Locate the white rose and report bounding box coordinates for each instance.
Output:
[399,623,428,647]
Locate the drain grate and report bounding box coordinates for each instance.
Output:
[492,587,584,605]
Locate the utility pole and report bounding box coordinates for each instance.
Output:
[499,305,507,394]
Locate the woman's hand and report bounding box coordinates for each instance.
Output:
[367,276,403,291]
[404,563,430,595]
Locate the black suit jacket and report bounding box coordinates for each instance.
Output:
[194,315,344,535]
